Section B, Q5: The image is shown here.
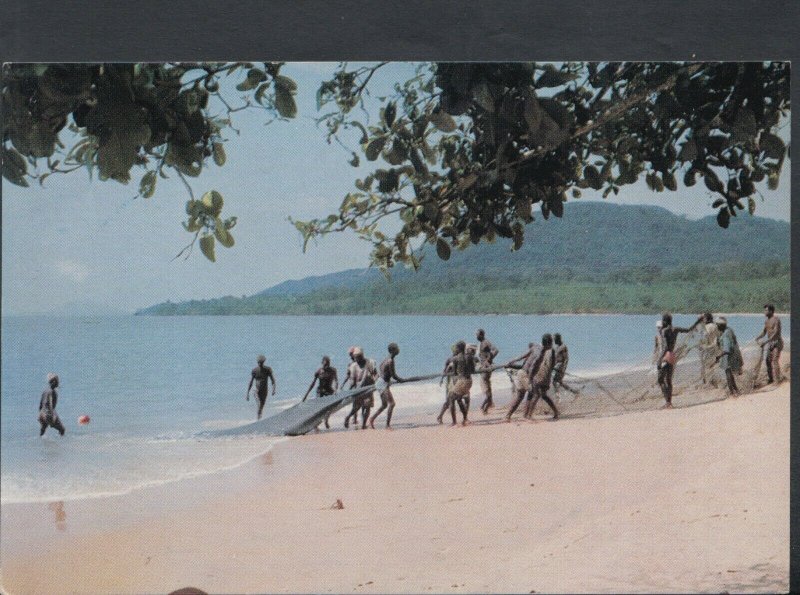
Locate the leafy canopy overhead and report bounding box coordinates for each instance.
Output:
[2,62,790,267]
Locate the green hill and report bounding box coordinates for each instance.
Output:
[139,202,790,315]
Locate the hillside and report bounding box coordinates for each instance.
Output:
[139,202,791,315]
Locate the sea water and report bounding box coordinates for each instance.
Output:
[0,313,785,503]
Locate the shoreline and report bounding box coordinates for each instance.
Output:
[1,370,790,594]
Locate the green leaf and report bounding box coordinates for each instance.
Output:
[2,146,29,187]
[678,139,698,161]
[430,110,456,133]
[536,65,577,88]
[214,218,235,248]
[139,170,157,198]
[365,136,387,161]
[473,81,494,112]
[183,217,202,232]
[584,165,602,190]
[199,234,216,262]
[212,142,226,166]
[663,171,677,191]
[201,190,224,216]
[383,102,396,128]
[767,171,779,190]
[747,197,756,215]
[716,207,730,229]
[435,238,451,261]
[273,75,297,92]
[523,93,542,132]
[275,87,297,118]
[759,133,785,160]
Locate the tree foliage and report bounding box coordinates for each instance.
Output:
[2,62,296,259]
[2,62,790,267]
[299,61,790,270]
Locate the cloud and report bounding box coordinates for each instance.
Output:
[55,259,90,283]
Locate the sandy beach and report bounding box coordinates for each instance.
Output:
[1,368,790,594]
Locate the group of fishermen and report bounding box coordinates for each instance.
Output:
[654,304,784,408]
[247,328,579,430]
[36,306,785,437]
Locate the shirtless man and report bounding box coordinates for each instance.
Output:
[348,347,378,429]
[504,341,544,421]
[438,341,473,426]
[551,334,578,396]
[39,373,66,436]
[657,313,701,408]
[526,334,559,420]
[756,304,783,384]
[247,355,276,419]
[476,329,500,414]
[342,347,361,428]
[302,356,339,429]
[370,343,405,429]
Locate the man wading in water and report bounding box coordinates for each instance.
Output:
[247,355,276,419]
[756,304,783,385]
[476,329,499,414]
[39,373,65,436]
[345,348,378,430]
[504,341,543,422]
[657,313,701,408]
[438,341,473,426]
[370,343,405,429]
[302,356,339,429]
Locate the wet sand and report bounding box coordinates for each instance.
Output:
[1,372,790,594]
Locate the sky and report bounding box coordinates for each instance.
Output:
[1,62,792,315]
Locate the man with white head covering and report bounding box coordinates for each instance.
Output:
[715,317,742,397]
[39,373,66,436]
[344,347,378,430]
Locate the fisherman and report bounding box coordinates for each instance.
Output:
[551,333,578,397]
[698,312,721,384]
[476,329,499,414]
[756,304,783,384]
[246,355,276,420]
[459,344,481,422]
[657,313,702,408]
[504,341,544,422]
[342,347,362,428]
[39,373,66,436]
[652,320,664,366]
[526,334,559,420]
[348,347,379,430]
[437,341,472,426]
[714,317,742,397]
[370,343,405,429]
[302,356,339,429]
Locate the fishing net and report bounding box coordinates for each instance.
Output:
[512,329,791,420]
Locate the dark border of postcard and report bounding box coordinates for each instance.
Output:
[1,0,798,589]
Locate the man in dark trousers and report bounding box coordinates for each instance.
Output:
[247,354,276,419]
[39,373,66,436]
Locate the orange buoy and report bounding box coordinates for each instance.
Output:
[78,415,90,425]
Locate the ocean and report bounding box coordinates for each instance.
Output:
[0,313,784,504]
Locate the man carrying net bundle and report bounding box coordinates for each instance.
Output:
[714,317,743,397]
[698,312,722,385]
